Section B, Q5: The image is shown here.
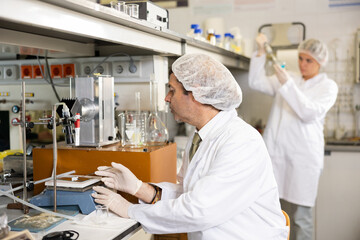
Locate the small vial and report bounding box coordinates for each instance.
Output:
[215,34,222,47]
[194,28,204,41]
[187,24,199,38]
[223,33,232,51]
[207,28,216,45]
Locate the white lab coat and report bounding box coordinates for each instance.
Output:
[128,110,288,240]
[248,52,338,207]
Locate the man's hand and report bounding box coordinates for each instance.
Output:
[95,162,142,195]
[92,186,132,218]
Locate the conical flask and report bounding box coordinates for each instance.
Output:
[146,75,169,146]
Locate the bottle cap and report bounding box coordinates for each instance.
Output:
[194,28,202,34]
[224,33,232,37]
[191,24,199,29]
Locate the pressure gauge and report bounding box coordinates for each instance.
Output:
[12,105,20,113]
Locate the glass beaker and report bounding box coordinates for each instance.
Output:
[118,112,146,147]
[110,1,118,10]
[95,205,108,224]
[127,4,139,18]
[110,1,126,13]
[146,76,169,146]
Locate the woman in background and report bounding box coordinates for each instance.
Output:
[248,33,338,240]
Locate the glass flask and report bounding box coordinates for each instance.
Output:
[264,42,286,76]
[146,76,169,146]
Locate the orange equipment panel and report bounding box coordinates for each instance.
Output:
[33,143,177,198]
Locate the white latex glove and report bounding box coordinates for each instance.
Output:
[256,33,268,55]
[274,64,290,85]
[92,186,132,218]
[95,162,142,195]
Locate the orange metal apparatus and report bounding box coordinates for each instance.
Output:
[33,143,177,198]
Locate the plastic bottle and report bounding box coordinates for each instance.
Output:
[187,24,199,38]
[194,28,205,41]
[230,34,236,52]
[206,28,216,45]
[215,34,222,47]
[223,33,232,51]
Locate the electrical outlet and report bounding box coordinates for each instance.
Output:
[33,65,45,79]
[94,62,110,75]
[128,61,141,77]
[51,64,63,78]
[0,66,3,80]
[81,63,94,76]
[112,61,129,77]
[81,63,110,76]
[21,65,32,79]
[5,65,18,80]
[63,63,75,77]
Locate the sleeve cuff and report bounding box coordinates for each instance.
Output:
[278,77,295,96]
[128,204,136,219]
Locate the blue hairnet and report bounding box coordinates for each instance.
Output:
[172,53,242,111]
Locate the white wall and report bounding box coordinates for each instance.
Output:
[168,0,360,137]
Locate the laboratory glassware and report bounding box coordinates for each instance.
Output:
[127,4,139,18]
[207,29,216,45]
[110,1,127,13]
[95,205,109,224]
[118,111,146,147]
[146,76,169,146]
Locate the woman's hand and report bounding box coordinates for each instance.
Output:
[274,64,290,85]
[256,33,268,56]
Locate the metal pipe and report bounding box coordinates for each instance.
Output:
[0,170,76,197]
[21,79,27,207]
[52,104,57,212]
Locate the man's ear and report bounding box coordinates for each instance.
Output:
[189,92,202,106]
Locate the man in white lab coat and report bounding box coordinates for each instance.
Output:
[248,34,338,240]
[92,53,288,240]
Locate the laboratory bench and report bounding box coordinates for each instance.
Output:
[0,199,148,240]
[0,143,178,239]
[315,147,360,240]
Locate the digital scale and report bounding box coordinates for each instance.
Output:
[30,176,101,215]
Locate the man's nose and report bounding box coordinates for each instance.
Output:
[165,93,170,102]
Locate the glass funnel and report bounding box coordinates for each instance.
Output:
[146,75,169,146]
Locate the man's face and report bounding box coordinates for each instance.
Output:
[165,73,193,122]
[298,52,321,80]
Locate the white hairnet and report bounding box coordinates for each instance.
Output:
[298,39,329,66]
[172,53,242,111]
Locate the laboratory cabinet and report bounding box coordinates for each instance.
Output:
[33,143,177,198]
[315,150,360,240]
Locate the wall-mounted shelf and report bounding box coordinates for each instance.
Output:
[0,0,249,70]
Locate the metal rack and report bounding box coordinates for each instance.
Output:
[258,22,306,51]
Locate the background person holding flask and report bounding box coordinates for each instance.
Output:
[248,33,338,240]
